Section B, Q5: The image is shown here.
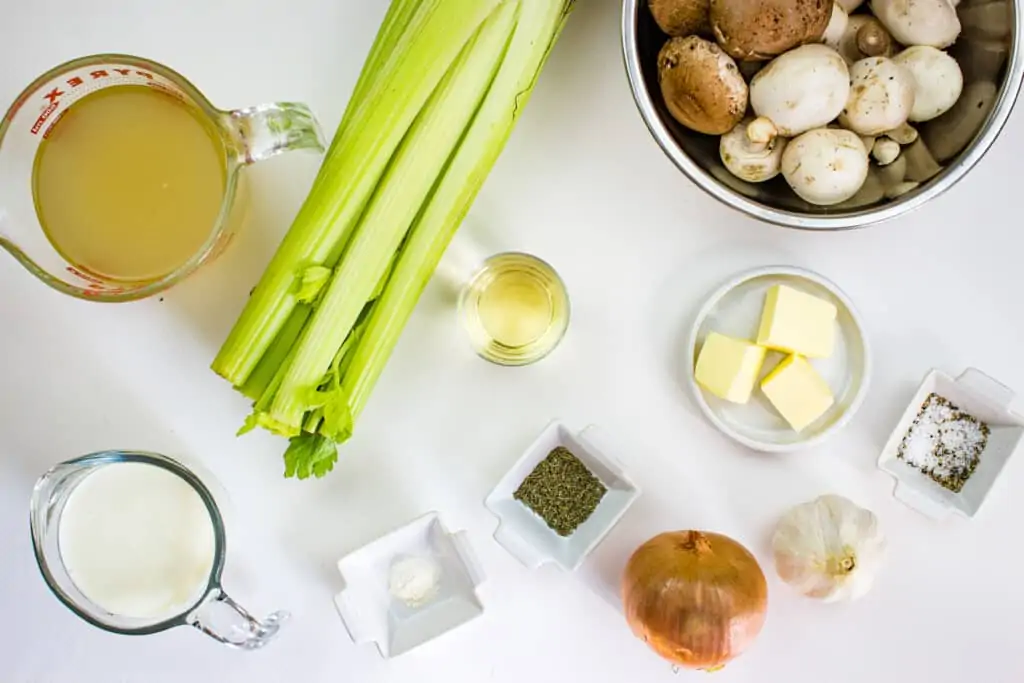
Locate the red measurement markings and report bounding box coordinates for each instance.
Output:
[29,68,157,135]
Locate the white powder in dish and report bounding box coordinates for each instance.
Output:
[388,555,441,608]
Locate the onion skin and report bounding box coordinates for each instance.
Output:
[621,531,768,670]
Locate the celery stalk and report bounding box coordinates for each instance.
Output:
[341,0,575,420]
[211,0,503,387]
[332,0,422,150]
[266,1,520,431]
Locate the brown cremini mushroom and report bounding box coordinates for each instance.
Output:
[649,0,711,37]
[710,0,832,60]
[657,35,748,135]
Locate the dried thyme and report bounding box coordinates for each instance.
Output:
[897,393,989,492]
[514,446,607,536]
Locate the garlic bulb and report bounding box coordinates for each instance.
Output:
[772,494,885,602]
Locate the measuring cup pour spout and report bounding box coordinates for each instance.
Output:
[0,53,325,301]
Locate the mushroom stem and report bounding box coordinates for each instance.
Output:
[856,20,892,57]
[884,122,918,145]
[746,117,779,151]
[871,138,901,166]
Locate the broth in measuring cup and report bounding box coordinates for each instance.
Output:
[31,85,226,282]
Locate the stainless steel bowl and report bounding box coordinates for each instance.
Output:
[622,0,1024,229]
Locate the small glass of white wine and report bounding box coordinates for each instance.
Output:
[459,252,569,366]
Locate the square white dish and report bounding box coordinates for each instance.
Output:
[878,368,1024,519]
[333,512,484,658]
[687,265,871,452]
[484,421,640,572]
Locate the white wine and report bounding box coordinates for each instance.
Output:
[32,85,227,282]
[460,252,569,365]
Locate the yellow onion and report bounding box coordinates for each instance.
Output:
[621,530,768,670]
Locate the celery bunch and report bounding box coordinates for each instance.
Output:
[212,0,574,478]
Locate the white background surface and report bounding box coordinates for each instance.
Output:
[2,1,1023,681]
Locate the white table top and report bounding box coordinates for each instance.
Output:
[3,1,1024,681]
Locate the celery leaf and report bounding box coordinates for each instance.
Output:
[283,433,338,479]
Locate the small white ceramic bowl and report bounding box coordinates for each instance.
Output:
[878,368,1024,519]
[687,266,872,452]
[485,421,640,571]
[333,512,485,659]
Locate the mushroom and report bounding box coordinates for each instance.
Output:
[883,122,918,144]
[822,3,849,47]
[749,44,850,139]
[835,167,885,208]
[893,46,964,122]
[720,117,788,182]
[710,0,833,60]
[710,164,765,198]
[859,134,877,151]
[902,139,942,182]
[870,0,961,49]
[834,16,894,64]
[836,0,864,10]
[781,127,870,205]
[921,81,998,161]
[649,0,711,37]
[657,36,748,135]
[872,138,901,165]
[838,57,915,135]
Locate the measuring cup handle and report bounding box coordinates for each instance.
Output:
[187,586,289,650]
[226,102,326,164]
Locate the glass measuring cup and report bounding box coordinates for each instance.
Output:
[0,54,325,301]
[30,451,287,649]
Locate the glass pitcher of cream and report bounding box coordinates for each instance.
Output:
[0,54,325,301]
[30,451,286,648]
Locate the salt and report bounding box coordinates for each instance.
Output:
[897,393,989,492]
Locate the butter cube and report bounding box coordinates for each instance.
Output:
[756,285,837,358]
[760,354,834,431]
[694,332,767,403]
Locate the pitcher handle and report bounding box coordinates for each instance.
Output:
[225,102,326,164]
[187,586,289,650]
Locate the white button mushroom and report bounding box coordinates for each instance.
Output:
[781,128,870,205]
[870,0,961,49]
[822,3,849,48]
[835,167,885,208]
[720,117,788,182]
[750,44,850,138]
[836,0,864,10]
[839,57,916,136]
[893,47,964,122]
